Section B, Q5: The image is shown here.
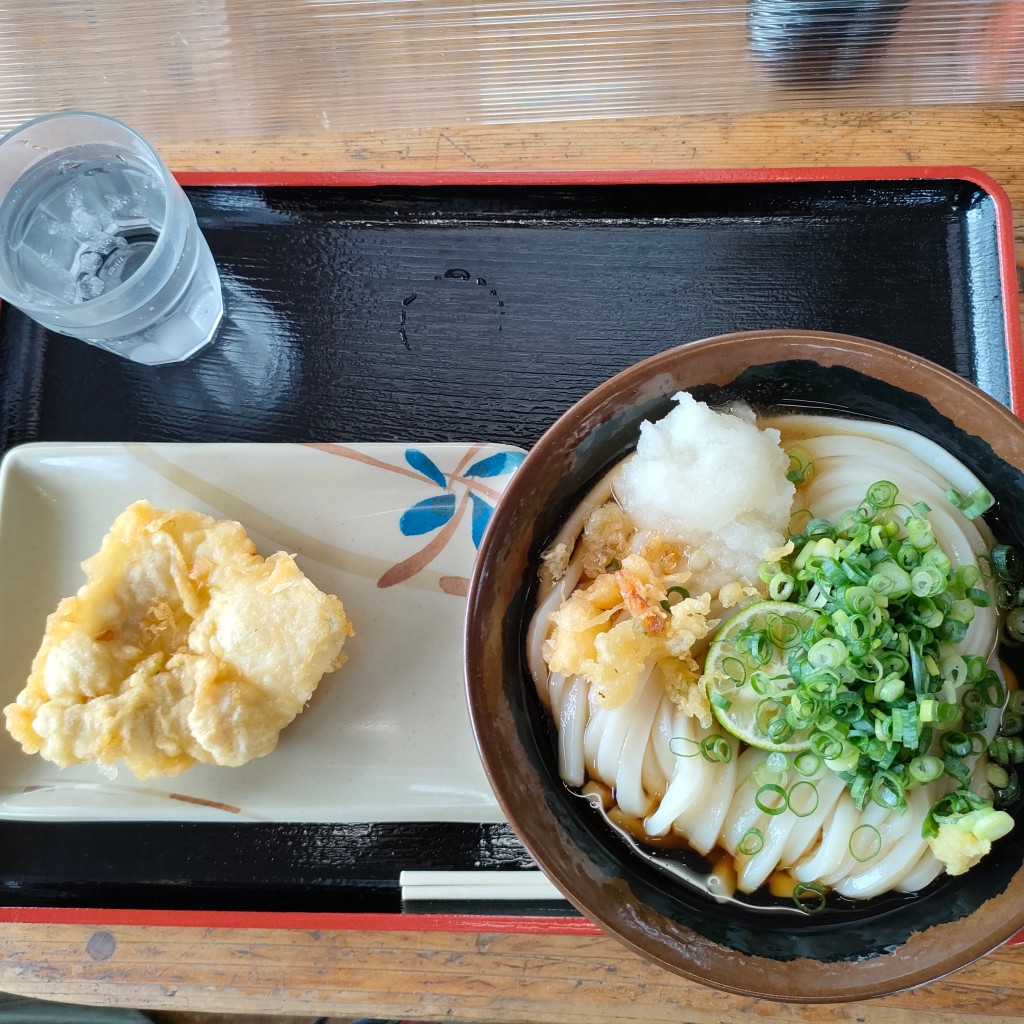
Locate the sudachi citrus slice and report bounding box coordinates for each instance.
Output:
[704,599,818,753]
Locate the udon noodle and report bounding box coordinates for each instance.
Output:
[527,396,1018,908]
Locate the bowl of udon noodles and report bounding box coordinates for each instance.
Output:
[464,329,1024,1002]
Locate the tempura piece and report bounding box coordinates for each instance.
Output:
[543,553,717,711]
[5,501,352,778]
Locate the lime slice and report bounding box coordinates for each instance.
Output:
[704,600,816,753]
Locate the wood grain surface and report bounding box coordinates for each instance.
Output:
[4,920,1024,1022]
[165,105,1024,186]
[3,103,1024,1022]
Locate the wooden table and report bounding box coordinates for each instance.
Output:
[3,103,1024,1024]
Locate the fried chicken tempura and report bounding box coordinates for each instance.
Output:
[4,501,353,779]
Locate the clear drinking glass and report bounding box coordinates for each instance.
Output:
[0,111,223,365]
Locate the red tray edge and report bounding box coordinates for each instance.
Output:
[0,905,601,935]
[4,166,1021,943]
[0,905,1019,947]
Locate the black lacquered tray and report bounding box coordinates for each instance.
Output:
[0,169,1019,928]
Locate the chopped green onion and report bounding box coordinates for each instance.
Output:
[849,823,882,862]
[996,774,1021,806]
[901,708,920,749]
[865,481,898,510]
[848,772,870,809]
[738,828,765,856]
[992,544,1023,582]
[755,784,788,815]
[941,655,968,688]
[922,548,952,575]
[876,676,906,703]
[974,809,1015,841]
[739,628,772,665]
[941,732,972,758]
[909,755,943,782]
[700,734,733,763]
[844,590,877,619]
[735,477,1017,832]
[935,618,968,645]
[766,716,796,745]
[769,572,795,601]
[721,658,746,685]
[922,787,992,838]
[980,672,1007,708]
[989,736,1012,765]
[824,740,860,773]
[755,699,790,742]
[897,544,922,570]
[1007,607,1024,644]
[906,516,935,551]
[870,770,905,810]
[943,754,971,785]
[911,565,945,598]
[786,447,815,486]
[963,488,995,520]
[787,780,819,817]
[809,731,844,760]
[832,692,865,723]
[668,737,700,758]
[792,882,827,914]
[1000,712,1023,737]
[794,750,823,777]
[767,613,803,648]
[869,561,912,597]
[808,637,848,670]
[709,691,733,712]
[957,564,983,589]
[963,707,988,733]
[947,486,995,520]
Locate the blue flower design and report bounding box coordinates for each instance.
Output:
[463,451,524,479]
[399,446,524,550]
[399,493,457,536]
[405,448,448,489]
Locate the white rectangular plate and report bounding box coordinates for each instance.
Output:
[0,441,524,823]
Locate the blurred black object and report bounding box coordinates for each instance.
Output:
[749,0,910,85]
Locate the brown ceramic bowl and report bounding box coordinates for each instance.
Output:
[464,329,1024,1002]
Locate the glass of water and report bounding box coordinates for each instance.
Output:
[0,111,223,365]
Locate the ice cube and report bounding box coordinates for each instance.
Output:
[78,250,103,273]
[76,274,105,300]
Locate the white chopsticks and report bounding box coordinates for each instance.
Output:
[400,869,565,902]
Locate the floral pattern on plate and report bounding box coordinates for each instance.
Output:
[305,444,523,594]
